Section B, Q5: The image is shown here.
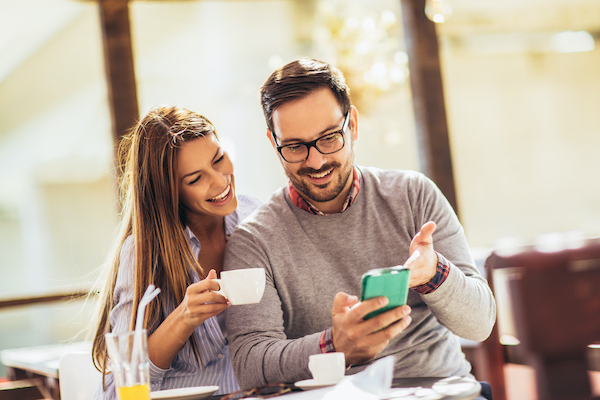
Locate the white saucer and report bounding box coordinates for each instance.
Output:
[294,379,338,390]
[150,386,219,400]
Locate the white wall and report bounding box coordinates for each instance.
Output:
[441,27,600,248]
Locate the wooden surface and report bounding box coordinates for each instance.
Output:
[400,0,458,216]
[0,379,53,400]
[99,0,139,148]
[486,238,600,400]
[477,254,508,400]
[1,342,92,380]
[0,291,90,310]
[1,342,92,400]
[504,364,600,400]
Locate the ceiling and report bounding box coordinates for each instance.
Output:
[0,0,598,86]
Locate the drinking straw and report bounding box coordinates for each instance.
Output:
[130,284,161,384]
[135,284,161,332]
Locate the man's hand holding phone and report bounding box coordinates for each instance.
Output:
[330,291,412,367]
[360,267,410,319]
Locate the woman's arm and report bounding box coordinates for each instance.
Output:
[147,270,229,369]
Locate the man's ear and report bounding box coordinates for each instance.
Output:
[350,106,359,142]
[267,129,277,149]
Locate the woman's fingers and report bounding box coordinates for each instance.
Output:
[179,270,231,326]
[180,293,229,326]
[185,288,228,309]
[192,302,229,316]
[188,277,221,294]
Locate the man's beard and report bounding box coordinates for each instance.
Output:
[285,156,354,204]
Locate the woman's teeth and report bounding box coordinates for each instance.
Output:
[209,185,230,202]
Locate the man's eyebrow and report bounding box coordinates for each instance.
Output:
[180,148,221,181]
[279,121,342,145]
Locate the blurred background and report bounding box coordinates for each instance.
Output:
[1,0,599,378]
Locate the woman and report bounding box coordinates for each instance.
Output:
[91,106,260,398]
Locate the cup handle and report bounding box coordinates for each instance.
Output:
[213,279,227,298]
[308,358,316,376]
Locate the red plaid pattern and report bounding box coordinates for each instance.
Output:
[412,253,450,294]
[319,328,336,353]
[288,166,360,215]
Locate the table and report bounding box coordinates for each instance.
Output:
[0,341,91,400]
[207,376,483,400]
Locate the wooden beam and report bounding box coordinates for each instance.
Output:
[0,291,92,310]
[98,0,139,148]
[400,0,459,216]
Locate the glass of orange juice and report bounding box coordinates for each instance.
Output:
[105,330,151,400]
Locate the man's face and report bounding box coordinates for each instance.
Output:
[269,88,358,213]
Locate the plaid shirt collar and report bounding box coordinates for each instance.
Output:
[288,166,361,216]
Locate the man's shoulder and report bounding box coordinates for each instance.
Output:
[359,166,428,190]
[360,165,422,179]
[233,187,290,233]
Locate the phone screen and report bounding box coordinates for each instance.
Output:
[360,266,410,320]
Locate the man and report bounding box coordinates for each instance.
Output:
[224,59,495,390]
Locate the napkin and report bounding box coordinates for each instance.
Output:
[323,356,395,400]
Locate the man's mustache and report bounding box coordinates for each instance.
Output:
[296,162,341,176]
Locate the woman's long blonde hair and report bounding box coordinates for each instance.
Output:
[91,106,219,380]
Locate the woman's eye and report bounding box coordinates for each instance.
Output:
[215,154,225,163]
[189,175,201,185]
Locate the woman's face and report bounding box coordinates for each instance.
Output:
[177,134,237,219]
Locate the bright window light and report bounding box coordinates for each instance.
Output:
[551,30,595,53]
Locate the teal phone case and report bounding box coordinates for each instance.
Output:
[360,266,410,320]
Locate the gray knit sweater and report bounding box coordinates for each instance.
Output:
[223,166,495,389]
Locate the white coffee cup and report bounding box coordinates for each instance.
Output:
[214,268,266,305]
[308,352,346,384]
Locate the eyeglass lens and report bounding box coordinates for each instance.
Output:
[280,133,344,162]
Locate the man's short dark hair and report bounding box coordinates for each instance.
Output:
[260,59,351,133]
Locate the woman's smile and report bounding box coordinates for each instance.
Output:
[208,184,233,204]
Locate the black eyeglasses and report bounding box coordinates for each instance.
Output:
[221,383,293,400]
[271,112,350,163]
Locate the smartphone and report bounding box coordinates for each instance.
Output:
[360,266,410,320]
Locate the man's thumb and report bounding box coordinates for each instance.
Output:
[332,292,358,313]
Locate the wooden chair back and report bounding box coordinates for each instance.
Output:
[483,237,600,400]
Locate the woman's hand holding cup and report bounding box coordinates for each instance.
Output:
[213,268,266,305]
[179,269,230,328]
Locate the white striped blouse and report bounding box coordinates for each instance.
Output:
[94,195,261,399]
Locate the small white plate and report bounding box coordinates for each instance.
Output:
[150,386,219,400]
[294,379,338,390]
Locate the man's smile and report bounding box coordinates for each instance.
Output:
[307,168,334,179]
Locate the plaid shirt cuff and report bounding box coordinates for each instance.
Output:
[319,328,336,353]
[412,252,450,294]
